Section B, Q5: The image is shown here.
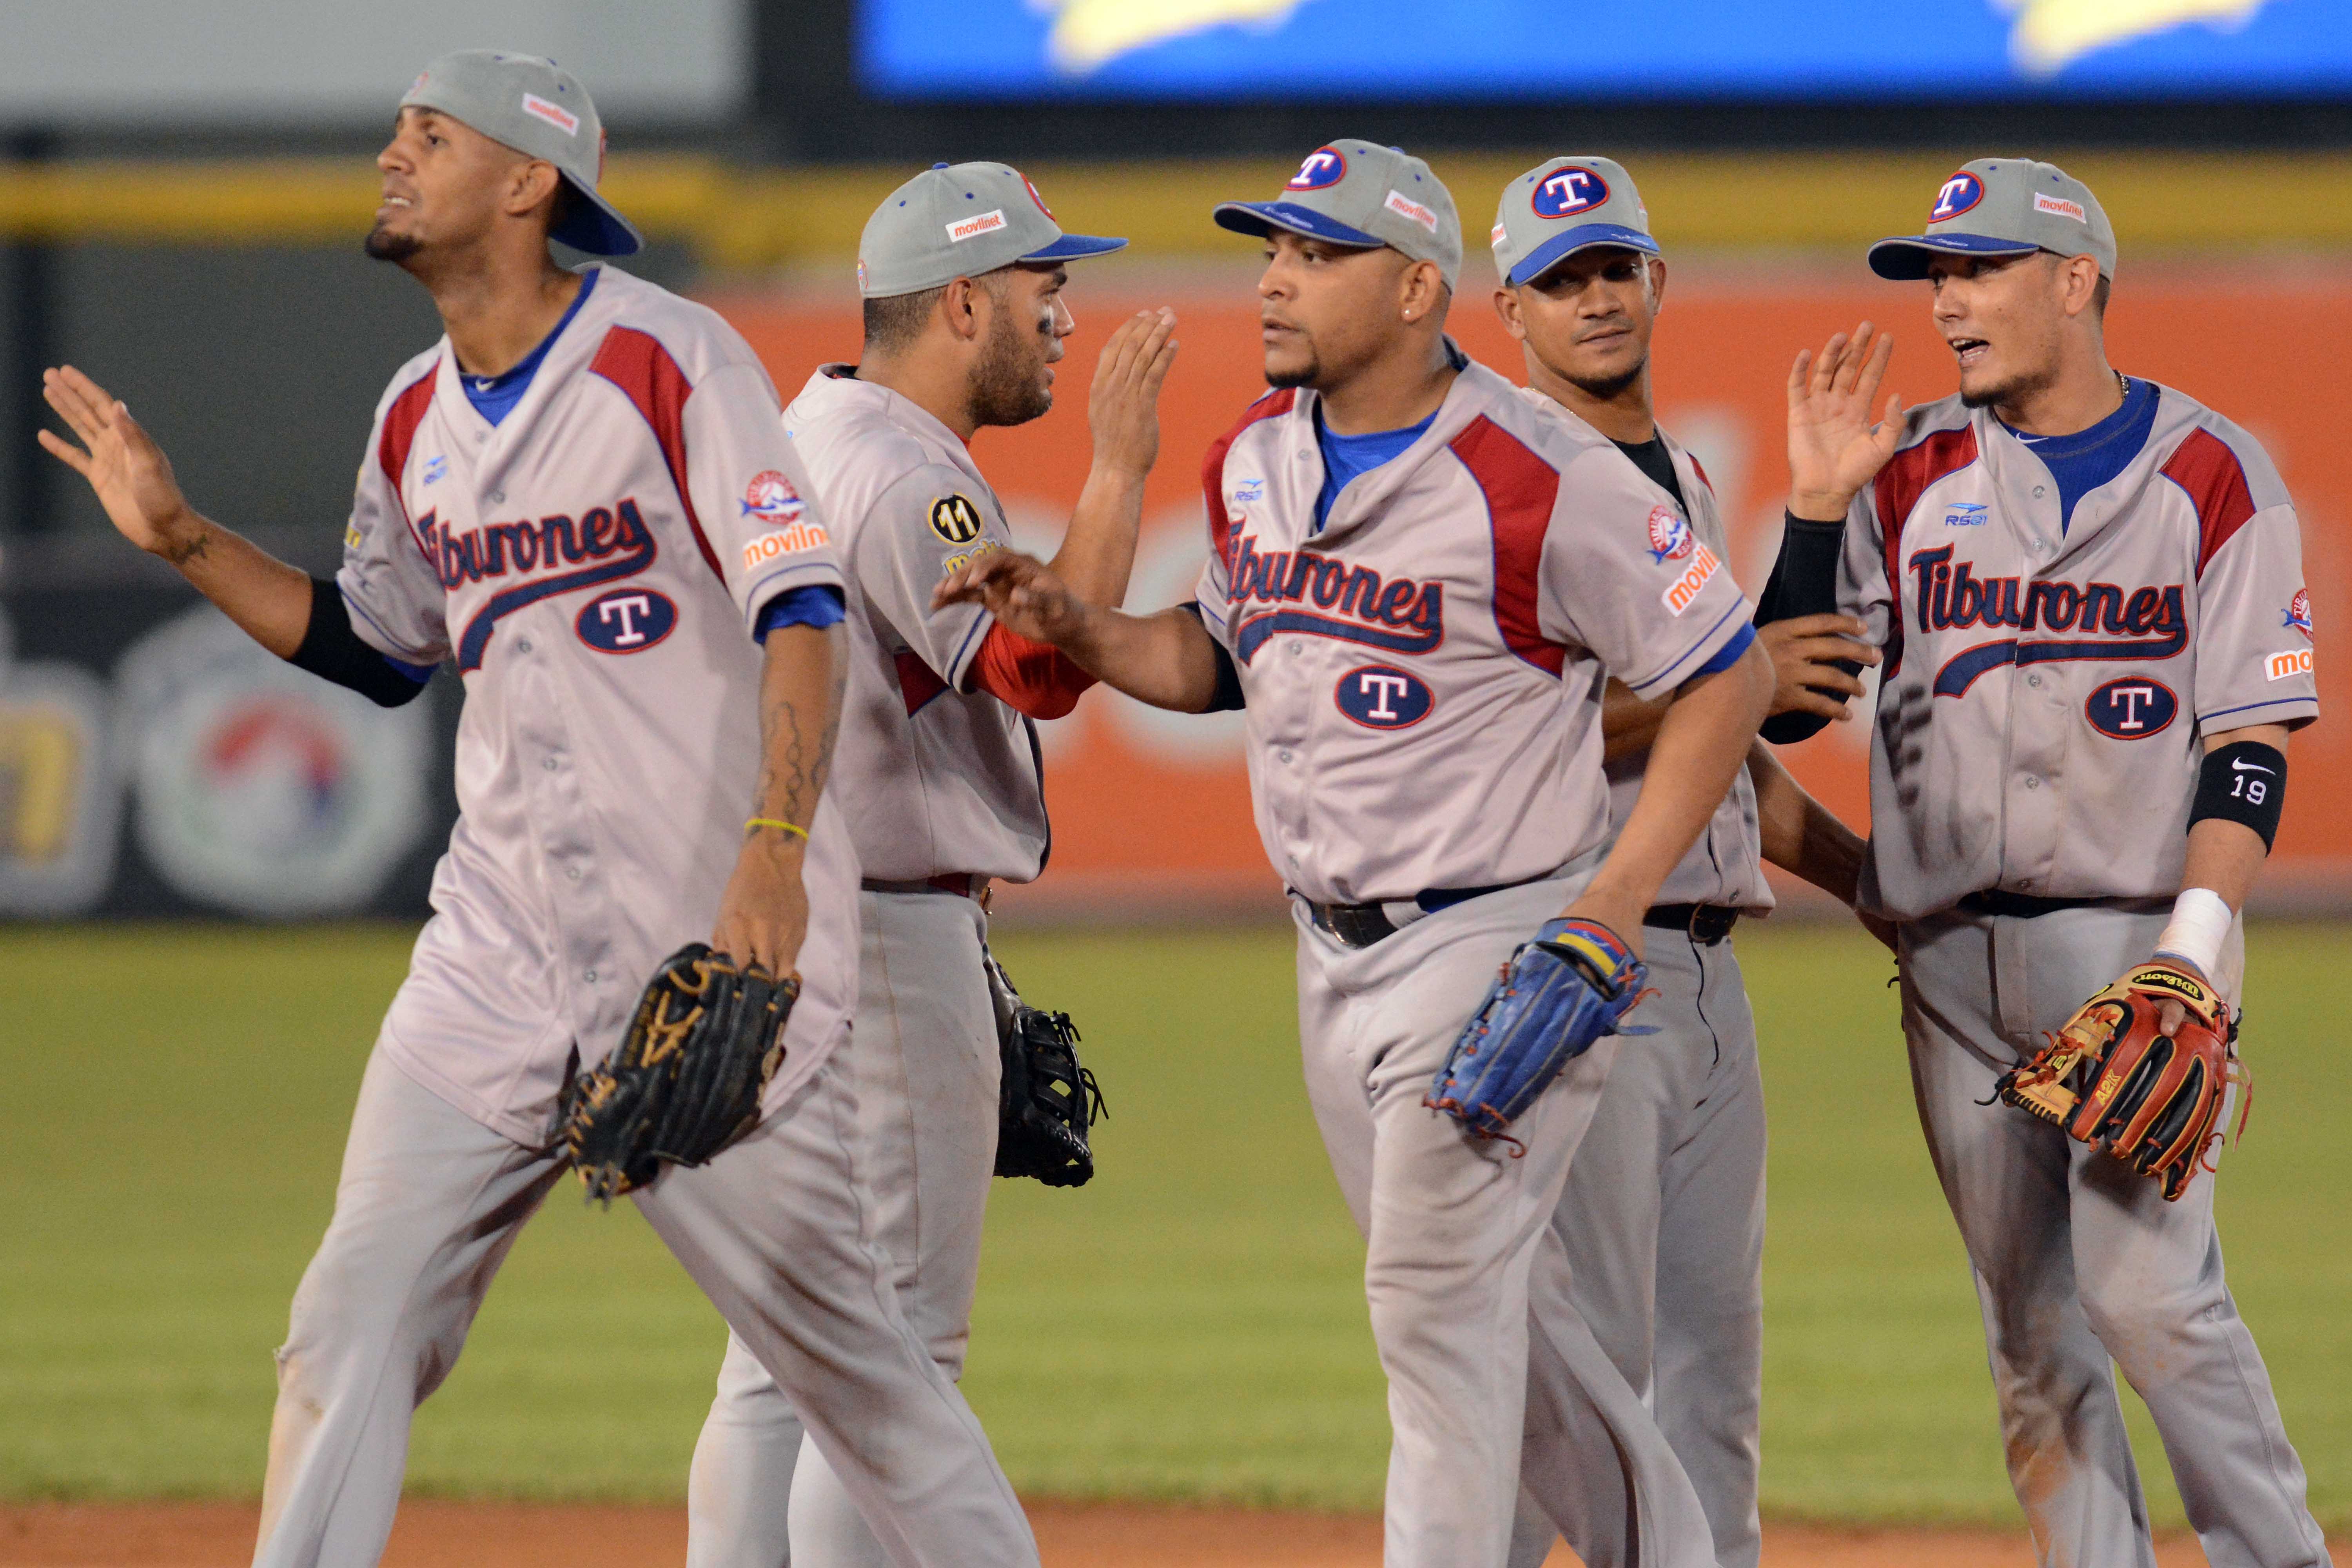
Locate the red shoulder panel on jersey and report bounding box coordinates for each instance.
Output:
[1200,388,1296,569]
[1686,452,1713,494]
[1870,425,1978,675]
[590,327,725,583]
[1450,414,1566,677]
[377,363,438,526]
[894,648,949,716]
[2160,426,2259,578]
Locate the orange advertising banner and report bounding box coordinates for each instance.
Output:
[712,269,2351,912]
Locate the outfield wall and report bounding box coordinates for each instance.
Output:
[717,266,2352,917]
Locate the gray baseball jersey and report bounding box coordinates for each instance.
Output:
[1538,397,1770,913]
[784,368,1048,885]
[336,265,858,1144]
[1195,352,1755,907]
[1838,384,2318,921]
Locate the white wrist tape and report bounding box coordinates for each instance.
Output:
[2154,887,2233,978]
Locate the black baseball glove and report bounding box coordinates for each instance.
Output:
[987,958,1105,1188]
[556,943,799,1203]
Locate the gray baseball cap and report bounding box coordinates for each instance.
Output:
[1213,141,1462,290]
[1492,156,1658,287]
[857,162,1126,299]
[1869,158,2116,282]
[399,51,640,258]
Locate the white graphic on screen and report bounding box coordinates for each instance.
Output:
[1997,0,2268,71]
[1029,0,1313,71]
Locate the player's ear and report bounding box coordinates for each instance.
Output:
[505,158,564,225]
[1647,256,1669,314]
[1398,260,1445,325]
[2058,255,2102,321]
[1491,284,1527,341]
[940,276,985,344]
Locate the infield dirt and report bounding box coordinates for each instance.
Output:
[0,1501,2292,1568]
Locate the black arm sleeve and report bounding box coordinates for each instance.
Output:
[1755,512,1856,747]
[287,577,435,708]
[1174,601,1245,713]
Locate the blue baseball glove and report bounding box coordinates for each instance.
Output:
[1425,917,1651,1144]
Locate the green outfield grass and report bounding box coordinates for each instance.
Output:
[3,920,2345,1526]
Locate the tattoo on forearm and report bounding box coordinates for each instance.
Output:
[163,526,211,566]
[750,638,844,835]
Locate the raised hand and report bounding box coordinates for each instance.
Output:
[1786,323,1904,522]
[1088,307,1179,481]
[935,549,1092,649]
[38,366,205,560]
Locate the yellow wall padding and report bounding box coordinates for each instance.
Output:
[1,151,2345,264]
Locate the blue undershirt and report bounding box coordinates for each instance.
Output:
[1314,406,1435,533]
[2004,375,2158,535]
[753,585,847,642]
[459,269,600,427]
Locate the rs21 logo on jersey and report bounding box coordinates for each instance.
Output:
[576,588,678,655]
[2085,676,2175,739]
[1334,664,1432,730]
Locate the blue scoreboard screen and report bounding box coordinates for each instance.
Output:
[858,0,2350,100]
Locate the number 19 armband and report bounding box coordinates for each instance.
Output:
[2191,740,2287,850]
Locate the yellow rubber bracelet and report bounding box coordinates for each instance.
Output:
[744,817,810,841]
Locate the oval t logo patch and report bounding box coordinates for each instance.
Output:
[1335,664,1432,730]
[2085,675,2176,739]
[1287,146,1348,191]
[576,588,677,654]
[1931,171,1985,221]
[1532,165,1608,219]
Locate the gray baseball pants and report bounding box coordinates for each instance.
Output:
[253,1029,1034,1568]
[1505,924,1768,1568]
[1898,902,2328,1568]
[1295,875,1718,1568]
[686,888,1000,1568]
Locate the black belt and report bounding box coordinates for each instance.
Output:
[1303,885,1740,952]
[1959,890,2104,919]
[1302,880,1533,950]
[862,873,990,903]
[1642,903,1741,945]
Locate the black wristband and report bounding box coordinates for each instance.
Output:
[1174,601,1245,713]
[1756,512,1857,746]
[2191,740,2286,851]
[287,577,434,708]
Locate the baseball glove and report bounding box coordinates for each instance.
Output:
[1993,960,2245,1201]
[987,957,1105,1188]
[1426,917,1651,1146]
[557,943,799,1203]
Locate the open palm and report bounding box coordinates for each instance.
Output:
[1786,323,1904,520]
[38,365,196,554]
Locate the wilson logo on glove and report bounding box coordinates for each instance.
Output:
[1426,917,1653,1149]
[1993,960,2248,1201]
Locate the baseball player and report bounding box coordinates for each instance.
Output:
[1484,157,1882,1568]
[682,162,1174,1568]
[1760,159,2329,1567]
[938,140,1776,1568]
[40,54,1040,1568]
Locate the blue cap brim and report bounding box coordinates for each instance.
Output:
[1506,224,1661,287]
[1867,232,2038,280]
[1211,200,1382,249]
[1021,233,1128,263]
[552,175,643,258]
